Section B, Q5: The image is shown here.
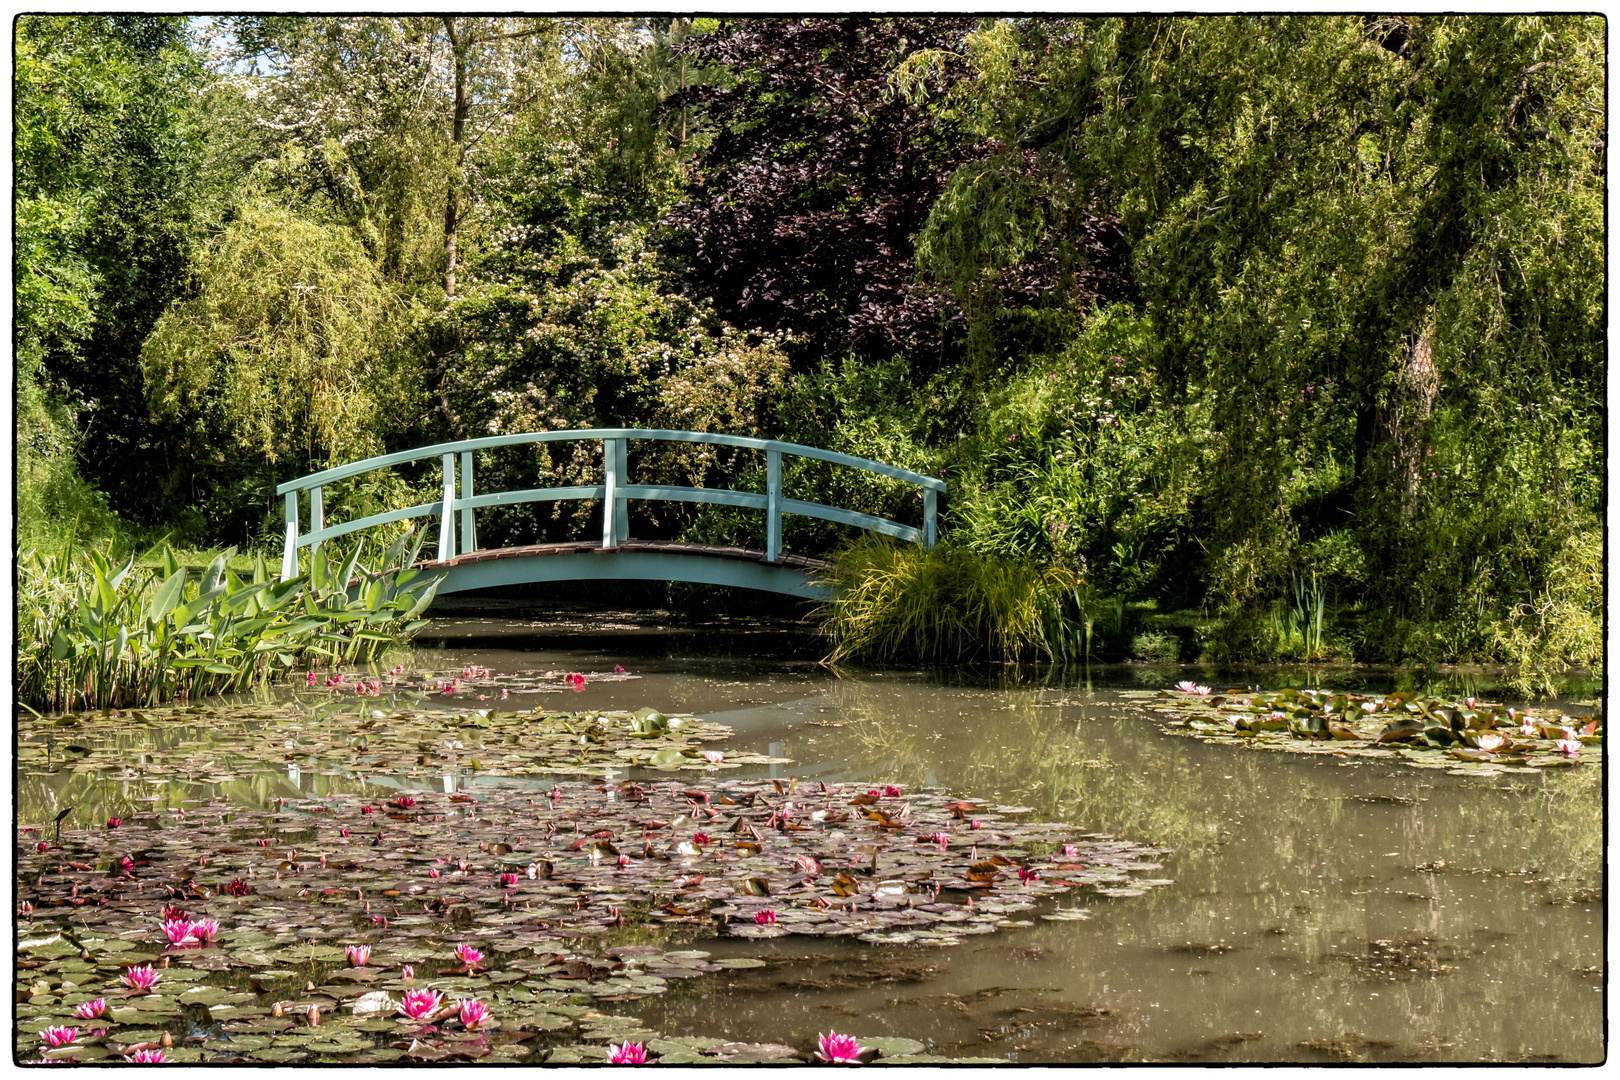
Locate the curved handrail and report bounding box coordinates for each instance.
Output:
[278,429,942,580]
[276,428,945,494]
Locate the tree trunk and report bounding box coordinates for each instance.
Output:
[1355,322,1438,507]
[442,16,470,298]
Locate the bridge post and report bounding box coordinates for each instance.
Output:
[438,453,456,562]
[281,491,299,579]
[766,449,782,562]
[613,437,628,544]
[923,488,938,549]
[601,438,619,548]
[460,450,477,554]
[309,485,324,564]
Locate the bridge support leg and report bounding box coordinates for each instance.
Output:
[439,453,456,562]
[460,450,477,554]
[924,488,937,549]
[281,491,299,579]
[766,449,781,562]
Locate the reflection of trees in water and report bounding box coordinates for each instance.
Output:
[819,677,1342,858]
[16,763,400,829]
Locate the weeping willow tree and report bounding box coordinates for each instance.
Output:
[912,15,1604,664]
[140,193,410,537]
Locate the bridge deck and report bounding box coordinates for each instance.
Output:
[431,540,830,572]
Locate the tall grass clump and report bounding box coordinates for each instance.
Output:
[17,531,439,711]
[819,536,1085,664]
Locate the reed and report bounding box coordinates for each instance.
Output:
[819,535,1085,664]
[16,530,438,711]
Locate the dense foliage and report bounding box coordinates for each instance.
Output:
[13,15,1604,681]
[16,537,436,711]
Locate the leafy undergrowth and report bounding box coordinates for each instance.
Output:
[1134,686,1603,778]
[15,712,1174,1064]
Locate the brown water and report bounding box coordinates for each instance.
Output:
[15,630,1605,1063]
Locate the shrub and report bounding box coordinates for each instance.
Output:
[819,535,1084,664]
[1131,631,1180,664]
[16,534,438,711]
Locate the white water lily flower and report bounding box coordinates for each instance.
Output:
[349,991,398,1019]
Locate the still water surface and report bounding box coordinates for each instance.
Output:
[17,621,1604,1063]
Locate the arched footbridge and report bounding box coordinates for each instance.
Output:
[277,430,944,599]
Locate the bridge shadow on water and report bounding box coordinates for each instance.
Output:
[416,578,826,661]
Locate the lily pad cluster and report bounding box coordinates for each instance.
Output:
[16,775,1170,1063]
[306,665,644,701]
[1139,687,1603,777]
[17,701,787,780]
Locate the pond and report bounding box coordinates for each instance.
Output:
[14,614,1603,1064]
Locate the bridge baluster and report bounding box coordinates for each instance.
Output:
[281,491,299,579]
[924,488,938,549]
[460,451,477,554]
[439,454,456,562]
[602,437,627,548]
[613,437,628,544]
[309,486,324,564]
[766,449,782,562]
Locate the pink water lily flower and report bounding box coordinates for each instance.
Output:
[692,833,711,845]
[753,909,778,925]
[816,1031,865,1063]
[1062,844,1080,857]
[400,965,414,982]
[567,673,586,691]
[970,819,982,830]
[1176,681,1212,695]
[607,1042,648,1064]
[1556,738,1582,757]
[703,751,724,764]
[884,785,901,797]
[126,1049,166,1063]
[121,965,160,993]
[73,999,106,1021]
[345,945,372,967]
[1017,866,1040,884]
[160,919,196,946]
[398,988,442,1021]
[456,998,491,1030]
[455,943,485,971]
[40,1027,78,1048]
[106,817,121,829]
[191,918,220,945]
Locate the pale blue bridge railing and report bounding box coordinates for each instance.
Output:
[276,429,944,595]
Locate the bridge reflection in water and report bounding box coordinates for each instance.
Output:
[277,429,944,598]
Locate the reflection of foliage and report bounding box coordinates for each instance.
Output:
[822,678,1233,855]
